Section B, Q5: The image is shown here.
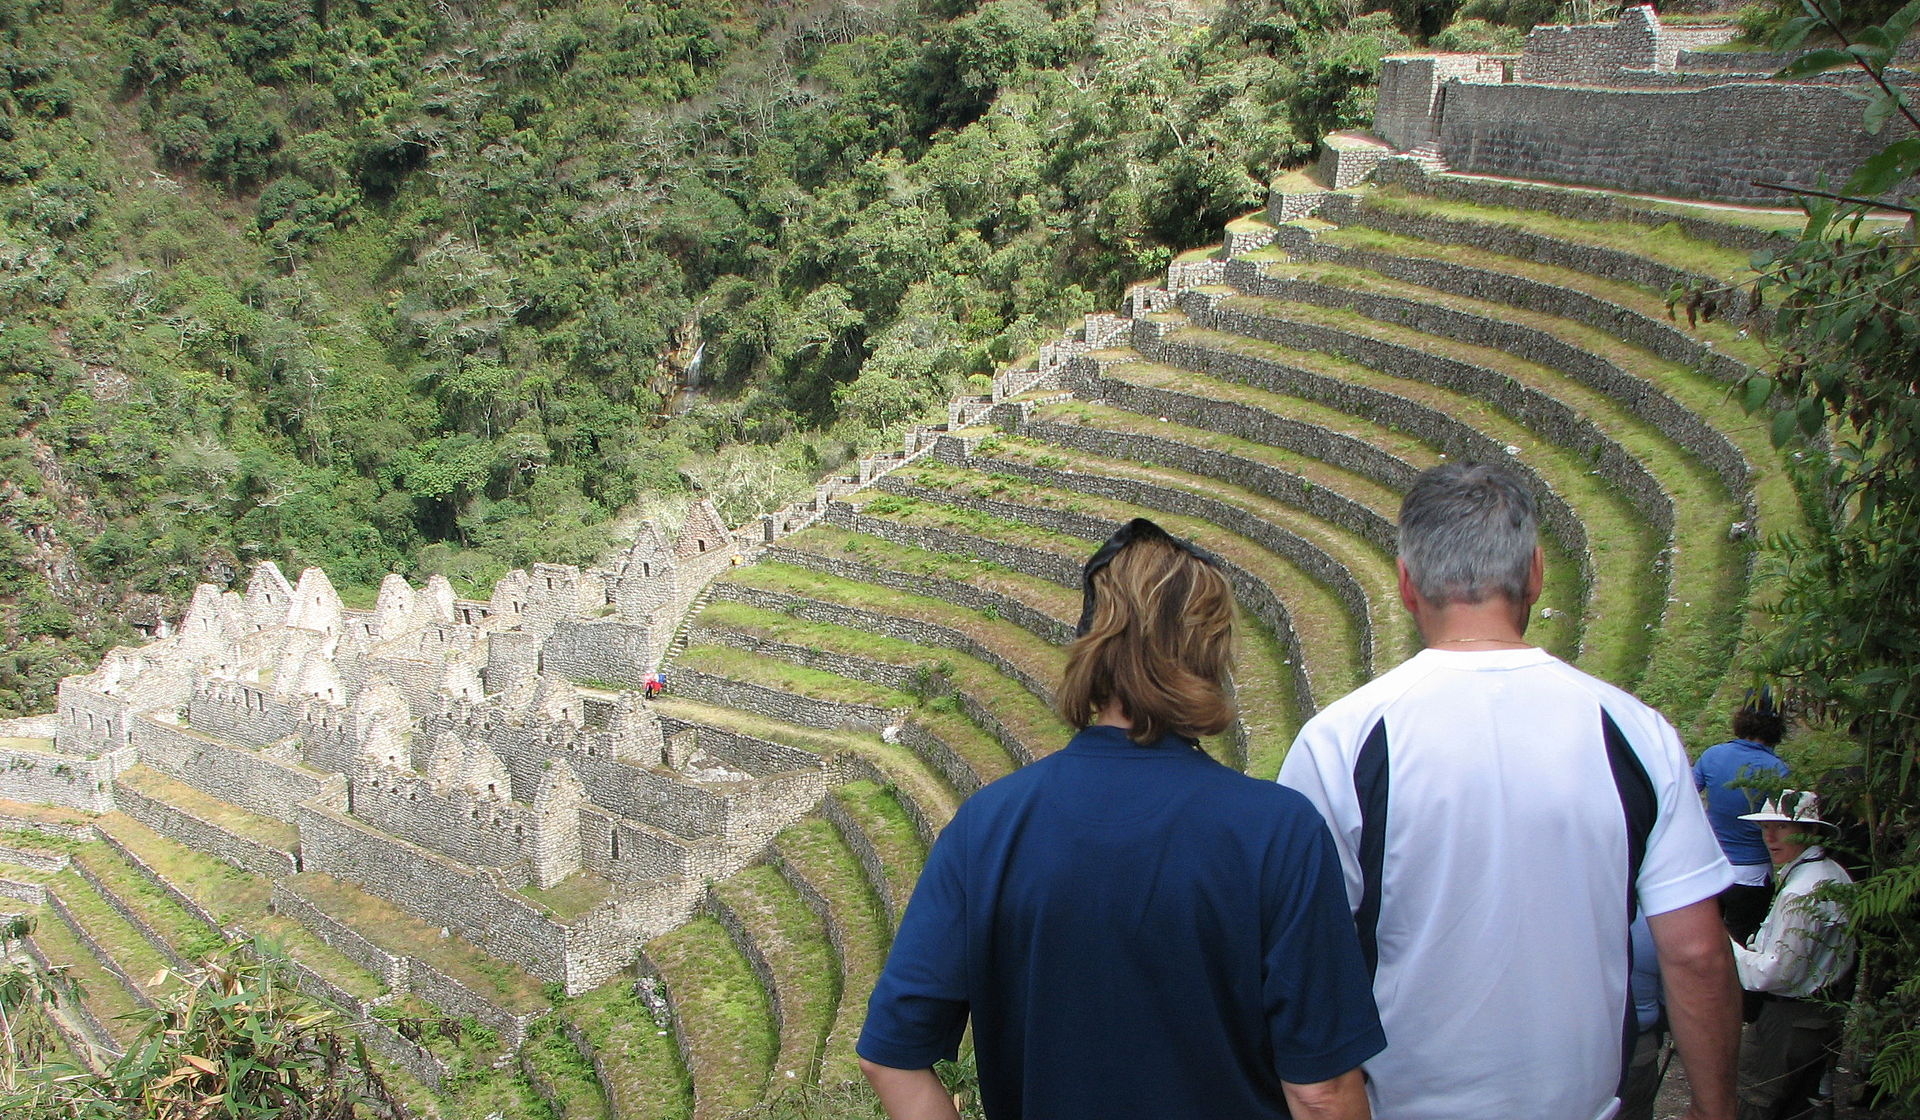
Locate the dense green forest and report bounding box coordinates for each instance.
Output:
[4,0,1495,715]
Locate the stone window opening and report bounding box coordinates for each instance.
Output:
[545,577,555,590]
[514,825,525,841]
[643,563,651,578]
[611,832,620,860]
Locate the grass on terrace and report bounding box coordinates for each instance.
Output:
[776,524,1081,621]
[286,873,547,1014]
[647,914,777,1118]
[1156,319,1639,677]
[677,645,917,711]
[557,978,694,1120]
[46,870,183,1000]
[979,430,1418,670]
[1362,186,1765,280]
[521,1015,614,1120]
[774,817,891,1085]
[0,798,95,830]
[833,781,927,916]
[893,455,1367,708]
[1226,290,1747,716]
[114,767,300,851]
[698,595,1064,740]
[69,842,224,959]
[518,870,613,922]
[94,813,268,923]
[25,907,149,1048]
[713,864,838,1083]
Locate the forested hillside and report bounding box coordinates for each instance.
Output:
[0,0,1540,716]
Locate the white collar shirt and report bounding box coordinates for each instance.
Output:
[1731,846,1856,998]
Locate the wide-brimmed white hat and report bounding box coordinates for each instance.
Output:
[1739,789,1834,831]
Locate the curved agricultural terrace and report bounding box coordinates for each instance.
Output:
[4,164,1807,1119]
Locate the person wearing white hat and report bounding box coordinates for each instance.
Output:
[1731,790,1856,1120]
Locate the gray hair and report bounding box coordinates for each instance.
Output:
[1398,462,1539,606]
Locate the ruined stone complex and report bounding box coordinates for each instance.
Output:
[0,8,1901,1116]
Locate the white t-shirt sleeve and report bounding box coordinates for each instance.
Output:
[1278,717,1368,915]
[1630,711,1735,917]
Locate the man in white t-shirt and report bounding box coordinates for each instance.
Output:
[1279,462,1741,1120]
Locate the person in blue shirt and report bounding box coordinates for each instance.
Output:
[856,518,1385,1120]
[1693,695,1792,943]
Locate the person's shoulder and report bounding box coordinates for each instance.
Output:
[1299,654,1433,734]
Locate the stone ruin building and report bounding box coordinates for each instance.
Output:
[0,499,845,994]
[1305,5,1917,206]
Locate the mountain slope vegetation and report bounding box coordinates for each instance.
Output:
[0,0,1415,715]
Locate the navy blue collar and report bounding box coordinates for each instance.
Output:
[1064,723,1204,757]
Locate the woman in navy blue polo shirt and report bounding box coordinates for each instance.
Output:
[856,519,1384,1120]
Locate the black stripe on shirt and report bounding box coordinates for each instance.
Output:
[1353,717,1391,979]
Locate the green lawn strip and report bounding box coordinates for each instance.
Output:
[682,614,1017,791]
[986,430,1417,670]
[1091,350,1446,468]
[0,861,62,886]
[647,915,777,1117]
[774,524,1081,622]
[1232,292,1748,705]
[0,797,96,830]
[517,871,614,922]
[695,595,1064,765]
[1362,187,1761,283]
[251,916,392,1004]
[45,870,180,1000]
[678,645,917,711]
[1027,395,1409,516]
[774,818,892,1084]
[718,560,1075,691]
[843,489,1095,557]
[1235,609,1306,779]
[558,979,694,1120]
[24,905,151,1048]
[648,696,889,761]
[286,873,547,1015]
[888,456,1368,707]
[722,559,1071,683]
[713,864,839,1084]
[520,1014,613,1120]
[1276,235,1803,541]
[1157,324,1628,675]
[831,782,927,918]
[113,766,300,851]
[68,843,224,959]
[93,813,270,925]
[1315,222,1771,367]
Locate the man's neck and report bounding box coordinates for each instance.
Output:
[1419,599,1532,651]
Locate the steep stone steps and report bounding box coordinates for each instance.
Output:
[770,816,891,1086]
[876,453,1365,720]
[1126,324,1650,683]
[643,914,778,1120]
[975,429,1416,671]
[709,864,839,1086]
[690,595,1050,787]
[830,485,1303,773]
[553,979,695,1120]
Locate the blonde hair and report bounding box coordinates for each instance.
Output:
[1055,534,1236,744]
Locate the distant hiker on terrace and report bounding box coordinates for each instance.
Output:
[1694,693,1793,943]
[857,518,1383,1120]
[1279,462,1742,1120]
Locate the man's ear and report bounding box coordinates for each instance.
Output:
[1524,546,1545,606]
[1397,558,1420,616]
